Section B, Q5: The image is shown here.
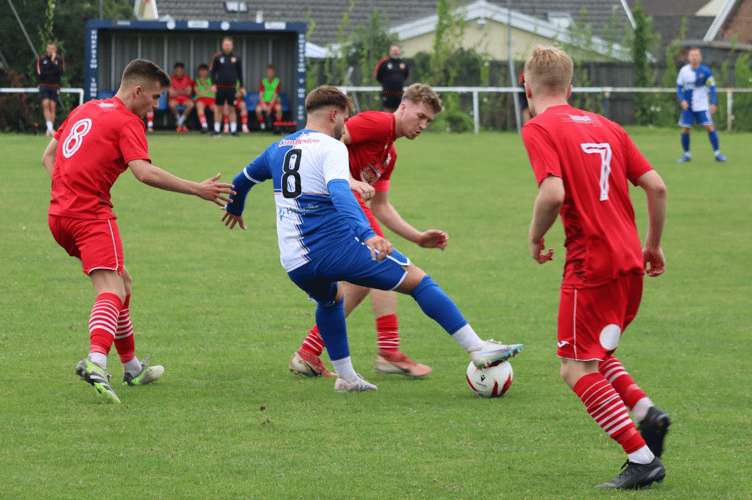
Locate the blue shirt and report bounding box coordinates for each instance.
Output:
[226,129,377,272]
[677,64,716,111]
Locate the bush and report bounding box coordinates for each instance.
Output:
[0,68,37,133]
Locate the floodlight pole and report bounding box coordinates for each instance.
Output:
[6,0,39,59]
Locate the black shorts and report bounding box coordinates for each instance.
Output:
[381,92,402,110]
[215,87,236,106]
[40,86,60,103]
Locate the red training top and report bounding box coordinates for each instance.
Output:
[171,74,193,92]
[50,97,150,220]
[522,104,653,288]
[345,111,397,193]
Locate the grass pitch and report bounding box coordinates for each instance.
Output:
[0,128,750,499]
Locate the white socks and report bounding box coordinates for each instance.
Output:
[331,356,358,382]
[46,120,54,133]
[451,324,484,353]
[632,397,654,422]
[122,358,142,377]
[89,353,107,369]
[628,445,655,465]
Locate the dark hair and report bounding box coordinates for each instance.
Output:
[267,65,275,70]
[174,62,185,69]
[305,85,354,114]
[121,59,170,89]
[198,63,209,71]
[46,40,56,46]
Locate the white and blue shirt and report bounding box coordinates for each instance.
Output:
[227,129,376,272]
[677,64,717,112]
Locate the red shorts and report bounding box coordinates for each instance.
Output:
[49,215,124,275]
[170,95,191,105]
[354,191,385,237]
[557,273,643,361]
[256,100,280,111]
[195,97,215,108]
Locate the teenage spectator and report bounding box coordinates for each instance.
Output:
[210,37,242,137]
[168,62,195,132]
[37,40,65,137]
[374,44,409,113]
[235,83,250,133]
[677,47,727,162]
[193,63,218,133]
[255,65,283,130]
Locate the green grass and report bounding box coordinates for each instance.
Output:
[1,128,750,499]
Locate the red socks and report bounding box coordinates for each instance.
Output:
[599,355,647,410]
[113,294,135,363]
[573,372,645,454]
[376,314,399,352]
[301,325,325,357]
[88,293,122,356]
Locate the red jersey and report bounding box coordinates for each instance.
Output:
[50,97,150,220]
[522,105,653,288]
[345,111,397,193]
[171,74,193,92]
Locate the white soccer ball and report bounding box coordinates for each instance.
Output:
[466,361,513,397]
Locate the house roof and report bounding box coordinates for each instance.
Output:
[151,0,633,48]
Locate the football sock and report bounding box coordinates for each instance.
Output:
[230,122,238,133]
[708,130,720,152]
[450,324,484,353]
[46,120,54,132]
[241,115,248,126]
[315,298,349,361]
[257,117,264,124]
[177,114,184,126]
[214,121,221,133]
[573,372,647,456]
[410,275,468,335]
[681,132,690,153]
[113,294,136,364]
[88,293,123,368]
[599,355,648,412]
[147,111,154,128]
[632,397,655,422]
[331,356,358,382]
[301,325,325,357]
[199,113,208,128]
[90,353,107,369]
[376,314,399,352]
[628,445,655,465]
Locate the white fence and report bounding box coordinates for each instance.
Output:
[337,86,752,133]
[0,87,85,106]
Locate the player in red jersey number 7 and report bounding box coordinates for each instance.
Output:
[522,46,670,490]
[42,59,235,403]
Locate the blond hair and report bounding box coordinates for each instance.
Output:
[402,83,444,114]
[524,46,573,96]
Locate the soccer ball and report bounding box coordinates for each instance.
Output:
[466,361,513,397]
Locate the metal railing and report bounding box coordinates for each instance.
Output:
[0,87,85,106]
[338,86,752,133]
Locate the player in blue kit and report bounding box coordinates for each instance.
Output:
[221,85,522,392]
[676,47,727,163]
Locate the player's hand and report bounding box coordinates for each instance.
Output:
[221,209,246,230]
[197,173,236,206]
[364,235,393,262]
[211,85,217,93]
[681,100,689,111]
[350,179,375,202]
[418,230,449,250]
[710,104,717,115]
[643,246,665,277]
[530,237,554,264]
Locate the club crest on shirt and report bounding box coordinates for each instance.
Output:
[361,163,382,186]
[231,57,236,63]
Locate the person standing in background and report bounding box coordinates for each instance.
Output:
[37,40,65,137]
[374,44,409,113]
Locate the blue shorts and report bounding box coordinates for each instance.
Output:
[287,237,410,306]
[679,109,712,127]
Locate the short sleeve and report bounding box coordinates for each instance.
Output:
[119,118,151,165]
[620,129,653,185]
[322,140,350,186]
[522,122,562,186]
[346,113,393,146]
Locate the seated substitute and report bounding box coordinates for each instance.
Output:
[168,62,195,132]
[255,65,283,130]
[193,63,218,134]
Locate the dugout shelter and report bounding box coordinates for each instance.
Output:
[84,19,306,129]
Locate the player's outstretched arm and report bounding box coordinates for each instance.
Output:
[636,170,668,277]
[529,175,564,264]
[128,159,235,206]
[370,191,446,248]
[42,138,58,179]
